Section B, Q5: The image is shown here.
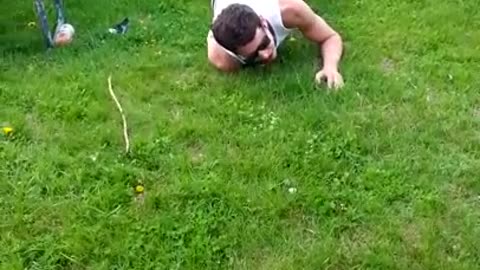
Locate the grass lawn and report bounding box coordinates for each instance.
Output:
[1,0,480,269]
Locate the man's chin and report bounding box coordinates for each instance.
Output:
[262,56,275,64]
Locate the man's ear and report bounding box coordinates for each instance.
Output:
[259,16,268,27]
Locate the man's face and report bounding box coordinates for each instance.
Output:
[236,19,277,65]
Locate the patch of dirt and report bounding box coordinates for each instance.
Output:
[339,227,374,257]
[380,57,396,74]
[472,107,480,119]
[402,222,422,250]
[25,113,44,140]
[188,142,205,165]
[169,106,182,122]
[425,87,437,104]
[445,183,479,206]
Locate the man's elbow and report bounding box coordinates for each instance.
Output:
[320,32,343,51]
[208,53,238,73]
[210,61,235,73]
[209,60,239,73]
[334,32,343,43]
[326,31,342,44]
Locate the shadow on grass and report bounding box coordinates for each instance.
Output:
[0,32,47,57]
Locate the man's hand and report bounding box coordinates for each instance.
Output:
[315,68,344,90]
[283,0,344,88]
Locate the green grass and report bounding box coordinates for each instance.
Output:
[1,0,480,269]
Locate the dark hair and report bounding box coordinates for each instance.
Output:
[211,4,261,53]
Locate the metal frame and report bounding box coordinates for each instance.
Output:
[33,0,66,48]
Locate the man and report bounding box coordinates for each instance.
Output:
[207,0,344,89]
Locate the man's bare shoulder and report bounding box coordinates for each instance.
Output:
[278,0,319,28]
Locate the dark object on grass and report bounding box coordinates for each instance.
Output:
[109,18,130,35]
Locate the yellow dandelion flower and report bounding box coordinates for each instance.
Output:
[2,127,13,136]
[135,185,145,193]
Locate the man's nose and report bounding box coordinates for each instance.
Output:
[259,50,270,60]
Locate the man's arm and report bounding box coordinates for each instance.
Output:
[283,0,344,89]
[207,30,242,72]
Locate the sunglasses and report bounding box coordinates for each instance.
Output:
[238,30,272,65]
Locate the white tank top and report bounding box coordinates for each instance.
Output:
[212,0,292,47]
